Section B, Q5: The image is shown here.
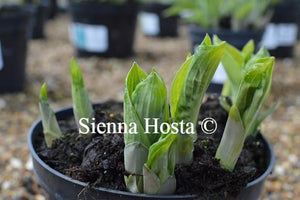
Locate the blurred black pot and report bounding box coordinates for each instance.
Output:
[189,25,264,94]
[69,2,138,58]
[261,0,299,58]
[0,6,31,93]
[48,0,58,19]
[31,0,50,39]
[28,103,275,200]
[139,3,178,37]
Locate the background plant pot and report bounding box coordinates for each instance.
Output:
[69,3,138,58]
[189,25,264,94]
[261,0,299,58]
[48,0,57,19]
[30,1,50,39]
[28,103,275,200]
[139,3,178,37]
[0,6,31,93]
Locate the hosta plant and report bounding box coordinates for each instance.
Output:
[123,34,225,194]
[39,58,94,147]
[167,0,277,31]
[213,35,278,170]
[37,34,276,196]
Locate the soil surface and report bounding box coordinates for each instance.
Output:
[36,95,268,198]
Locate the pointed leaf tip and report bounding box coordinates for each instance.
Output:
[40,83,48,101]
[201,34,212,46]
[70,58,84,87]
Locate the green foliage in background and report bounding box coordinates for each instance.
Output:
[167,0,281,31]
[71,0,138,4]
[141,0,175,5]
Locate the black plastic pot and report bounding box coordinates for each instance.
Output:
[28,103,275,200]
[189,25,264,94]
[69,3,138,58]
[48,0,57,19]
[139,3,178,37]
[189,25,264,52]
[261,0,299,58]
[0,6,31,93]
[31,1,50,39]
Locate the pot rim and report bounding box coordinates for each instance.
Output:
[189,24,265,35]
[28,103,275,198]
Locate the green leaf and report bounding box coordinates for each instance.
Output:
[244,47,270,71]
[125,62,147,98]
[242,40,255,63]
[213,35,245,101]
[250,100,280,135]
[216,55,275,170]
[170,34,225,164]
[124,175,143,194]
[221,79,232,98]
[131,70,169,144]
[143,133,177,194]
[167,0,273,30]
[39,83,63,147]
[215,106,245,171]
[124,63,170,193]
[70,58,94,135]
[219,95,231,113]
[170,55,193,120]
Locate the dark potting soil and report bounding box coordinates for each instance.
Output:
[36,95,267,198]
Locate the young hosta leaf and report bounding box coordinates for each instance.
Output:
[70,58,94,135]
[124,62,149,147]
[143,133,177,195]
[39,83,63,147]
[170,34,225,164]
[249,100,280,137]
[215,106,244,171]
[124,63,169,193]
[131,70,169,144]
[236,57,274,137]
[242,40,255,63]
[213,35,245,100]
[244,47,270,71]
[221,79,232,98]
[219,95,231,113]
[216,56,275,171]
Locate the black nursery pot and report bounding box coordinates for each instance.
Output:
[139,3,178,37]
[28,103,275,200]
[69,3,138,58]
[261,0,299,58]
[189,25,264,94]
[48,0,57,19]
[31,1,50,39]
[0,6,31,93]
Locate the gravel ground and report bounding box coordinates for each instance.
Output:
[0,14,299,200]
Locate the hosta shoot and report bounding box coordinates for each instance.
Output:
[170,35,225,164]
[124,35,226,194]
[216,55,275,171]
[213,35,279,137]
[70,58,94,135]
[39,83,63,147]
[124,63,173,194]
